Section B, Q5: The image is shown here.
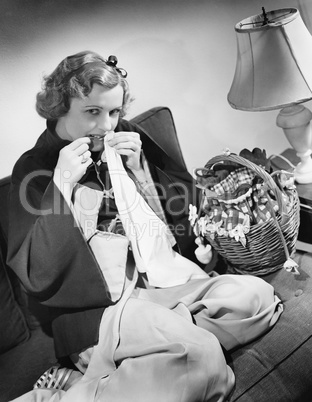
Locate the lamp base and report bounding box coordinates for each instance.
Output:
[294,149,312,183]
[276,104,312,184]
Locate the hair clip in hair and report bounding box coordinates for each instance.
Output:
[107,55,118,67]
[107,55,128,78]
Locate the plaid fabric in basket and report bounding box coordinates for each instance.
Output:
[201,168,279,245]
[212,167,255,197]
[206,204,249,232]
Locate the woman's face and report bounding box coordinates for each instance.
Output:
[56,83,124,152]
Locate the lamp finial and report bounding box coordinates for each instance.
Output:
[261,7,268,25]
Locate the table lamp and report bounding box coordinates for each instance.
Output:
[228,7,312,183]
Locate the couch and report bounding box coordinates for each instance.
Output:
[1,106,312,402]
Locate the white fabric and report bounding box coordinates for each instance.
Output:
[71,185,103,240]
[104,135,208,288]
[71,185,131,301]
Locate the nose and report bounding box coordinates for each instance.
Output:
[98,113,112,132]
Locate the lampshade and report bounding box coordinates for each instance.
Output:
[228,8,312,111]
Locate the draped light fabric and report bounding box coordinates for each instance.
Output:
[12,271,282,402]
[104,134,208,288]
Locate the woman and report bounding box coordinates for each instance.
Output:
[7,51,283,402]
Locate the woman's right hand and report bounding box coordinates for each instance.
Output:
[53,138,92,192]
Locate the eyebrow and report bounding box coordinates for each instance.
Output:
[84,105,123,109]
[84,105,103,109]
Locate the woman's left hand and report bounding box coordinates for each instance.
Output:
[106,131,142,171]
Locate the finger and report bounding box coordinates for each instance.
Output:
[110,131,139,138]
[109,133,142,153]
[113,142,141,153]
[81,150,92,163]
[105,131,115,142]
[73,143,90,156]
[66,137,91,151]
[114,148,136,156]
[81,157,93,171]
[107,132,141,146]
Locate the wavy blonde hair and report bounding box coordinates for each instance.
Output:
[36,50,132,120]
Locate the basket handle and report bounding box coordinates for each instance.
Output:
[200,153,288,218]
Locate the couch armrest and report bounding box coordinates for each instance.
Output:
[0,176,11,245]
[131,106,188,172]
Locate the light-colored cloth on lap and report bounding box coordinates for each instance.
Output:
[12,273,282,402]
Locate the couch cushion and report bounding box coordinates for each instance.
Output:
[0,326,56,402]
[0,229,30,353]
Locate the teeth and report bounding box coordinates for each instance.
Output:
[88,135,104,140]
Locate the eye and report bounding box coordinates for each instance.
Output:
[110,108,122,116]
[86,108,100,115]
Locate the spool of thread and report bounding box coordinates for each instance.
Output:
[194,237,212,264]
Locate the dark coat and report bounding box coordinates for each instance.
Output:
[7,118,199,358]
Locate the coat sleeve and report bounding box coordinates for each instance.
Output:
[7,161,112,309]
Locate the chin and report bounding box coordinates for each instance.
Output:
[92,144,105,153]
[89,137,105,152]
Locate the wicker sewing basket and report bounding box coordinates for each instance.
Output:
[196,153,300,276]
